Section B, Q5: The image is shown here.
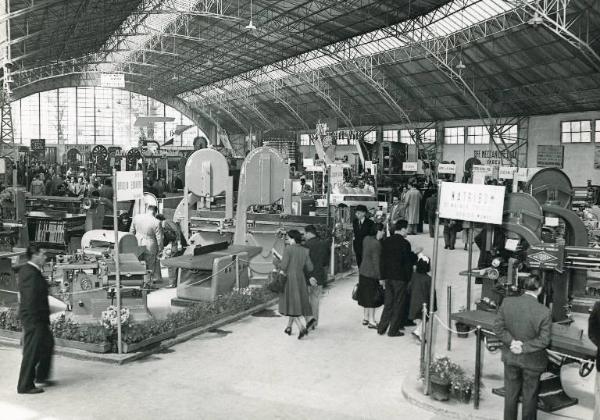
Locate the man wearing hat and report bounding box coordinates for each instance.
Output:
[352,205,375,268]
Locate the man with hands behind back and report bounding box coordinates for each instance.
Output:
[493,274,552,420]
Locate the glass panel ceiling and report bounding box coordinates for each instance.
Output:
[185,0,514,101]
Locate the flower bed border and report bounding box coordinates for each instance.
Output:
[0,331,112,353]
[0,298,278,364]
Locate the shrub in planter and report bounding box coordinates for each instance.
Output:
[429,357,464,401]
[451,374,475,403]
[0,307,21,331]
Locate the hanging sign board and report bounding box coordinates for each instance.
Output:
[439,182,506,225]
[115,171,144,202]
[402,162,418,172]
[499,166,518,179]
[537,145,564,168]
[437,163,456,174]
[30,139,45,151]
[100,73,126,88]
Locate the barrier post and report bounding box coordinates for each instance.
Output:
[420,302,427,384]
[447,285,452,351]
[474,326,482,409]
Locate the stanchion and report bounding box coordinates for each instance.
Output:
[447,285,452,351]
[474,326,482,409]
[466,224,474,310]
[235,256,240,289]
[424,180,442,395]
[113,168,122,355]
[420,302,427,385]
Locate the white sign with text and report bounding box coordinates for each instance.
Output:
[499,166,518,179]
[439,182,506,224]
[116,171,144,202]
[100,73,126,88]
[403,162,418,172]
[438,163,456,174]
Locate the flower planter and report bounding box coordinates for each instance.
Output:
[455,322,470,338]
[121,330,176,353]
[54,338,111,354]
[458,389,472,404]
[430,377,451,401]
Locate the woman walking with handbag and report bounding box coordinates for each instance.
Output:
[275,230,314,339]
[356,224,385,328]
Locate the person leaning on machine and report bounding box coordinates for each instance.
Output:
[493,274,552,420]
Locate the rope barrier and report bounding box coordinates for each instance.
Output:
[432,314,479,335]
[0,288,18,294]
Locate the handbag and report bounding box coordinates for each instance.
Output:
[373,283,385,308]
[352,283,358,301]
[267,270,287,294]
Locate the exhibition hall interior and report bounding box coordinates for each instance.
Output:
[1,0,600,419]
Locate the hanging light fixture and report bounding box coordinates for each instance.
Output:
[245,0,257,30]
[456,60,466,70]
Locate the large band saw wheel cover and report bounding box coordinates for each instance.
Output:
[525,167,573,208]
[185,149,229,196]
[503,192,544,235]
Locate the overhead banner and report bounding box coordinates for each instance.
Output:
[100,73,126,88]
[438,163,456,174]
[402,162,418,172]
[439,182,506,225]
[116,171,144,202]
[499,166,518,179]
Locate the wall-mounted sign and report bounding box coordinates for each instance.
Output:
[537,145,564,168]
[116,171,144,202]
[30,139,45,151]
[499,166,518,179]
[439,182,506,225]
[402,162,418,172]
[474,149,518,166]
[100,73,126,88]
[438,163,456,174]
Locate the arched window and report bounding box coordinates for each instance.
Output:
[10,87,206,147]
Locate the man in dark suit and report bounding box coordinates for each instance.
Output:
[378,220,422,337]
[493,275,552,420]
[352,205,375,268]
[303,225,330,330]
[588,301,600,420]
[17,245,54,394]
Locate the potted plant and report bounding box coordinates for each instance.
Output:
[429,357,463,401]
[451,374,475,403]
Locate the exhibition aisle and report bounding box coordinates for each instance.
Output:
[0,232,595,419]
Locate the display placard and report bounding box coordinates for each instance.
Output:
[0,158,6,175]
[537,145,564,168]
[303,158,314,168]
[437,163,456,174]
[30,139,45,151]
[115,171,144,202]
[438,182,506,224]
[402,162,418,172]
[100,73,126,88]
[499,166,518,179]
[329,164,344,187]
[471,165,493,184]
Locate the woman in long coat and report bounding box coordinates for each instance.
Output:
[405,183,422,234]
[357,224,384,328]
[275,229,314,339]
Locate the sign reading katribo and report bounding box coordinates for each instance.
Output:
[439,182,506,225]
[115,171,144,202]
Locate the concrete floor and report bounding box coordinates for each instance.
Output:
[0,229,595,420]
